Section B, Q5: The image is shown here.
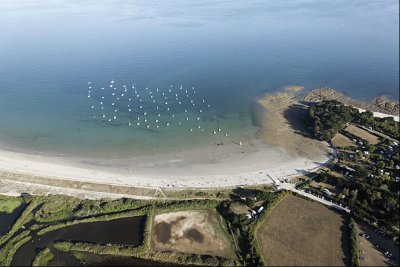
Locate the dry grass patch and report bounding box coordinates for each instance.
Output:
[230,203,250,215]
[151,209,235,259]
[344,125,380,145]
[257,195,350,266]
[332,133,356,148]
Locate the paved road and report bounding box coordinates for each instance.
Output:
[278,182,351,213]
[357,124,398,143]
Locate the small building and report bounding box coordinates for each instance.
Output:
[257,206,264,214]
[338,164,355,173]
[323,189,331,196]
[363,151,369,155]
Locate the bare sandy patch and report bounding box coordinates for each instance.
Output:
[151,210,235,258]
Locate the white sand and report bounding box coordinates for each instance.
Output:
[0,139,332,190]
[355,107,399,122]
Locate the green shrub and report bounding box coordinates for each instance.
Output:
[32,248,54,267]
[349,218,359,267]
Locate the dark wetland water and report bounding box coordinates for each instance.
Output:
[12,216,145,266]
[0,203,26,236]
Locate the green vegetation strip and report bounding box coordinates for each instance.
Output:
[54,241,234,266]
[32,248,54,267]
[0,199,40,247]
[0,195,22,214]
[34,196,148,223]
[349,218,359,267]
[0,230,32,266]
[153,199,220,213]
[54,241,144,258]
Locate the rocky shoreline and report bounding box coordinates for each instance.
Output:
[303,87,399,116]
[257,86,330,160]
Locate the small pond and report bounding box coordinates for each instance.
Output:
[12,216,145,266]
[0,203,26,236]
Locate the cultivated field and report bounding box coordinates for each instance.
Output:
[332,133,356,148]
[151,209,235,259]
[344,125,380,145]
[257,195,350,266]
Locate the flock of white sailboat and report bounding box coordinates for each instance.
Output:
[86,79,229,137]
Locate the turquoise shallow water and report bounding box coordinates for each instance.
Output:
[0,0,398,157]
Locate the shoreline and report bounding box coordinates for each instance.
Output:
[0,86,334,196]
[3,85,395,197]
[303,87,399,116]
[0,138,331,191]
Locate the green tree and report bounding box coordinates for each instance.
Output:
[343,188,350,197]
[368,145,376,153]
[376,161,385,169]
[349,189,358,208]
[388,160,394,168]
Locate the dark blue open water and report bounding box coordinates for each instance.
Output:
[0,0,398,157]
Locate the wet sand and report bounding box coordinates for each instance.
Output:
[257,86,331,160]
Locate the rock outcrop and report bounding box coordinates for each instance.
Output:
[303,87,399,116]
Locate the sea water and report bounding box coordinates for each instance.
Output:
[0,0,398,157]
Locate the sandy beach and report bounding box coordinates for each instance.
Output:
[0,139,330,189]
[0,86,335,197]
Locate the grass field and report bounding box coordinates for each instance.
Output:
[332,133,356,148]
[257,195,350,266]
[0,195,22,214]
[151,209,235,259]
[344,125,380,145]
